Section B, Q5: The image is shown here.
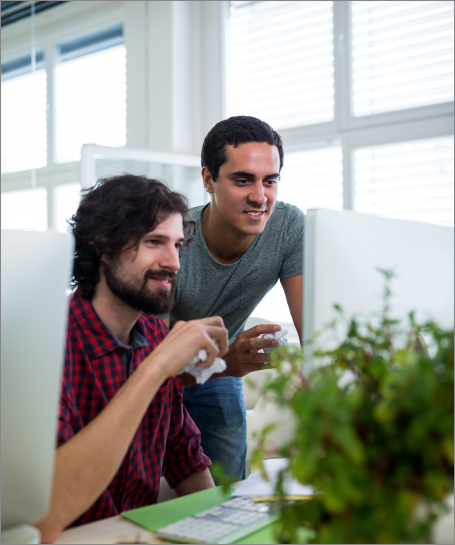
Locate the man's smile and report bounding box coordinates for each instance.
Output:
[144,268,176,291]
[148,276,173,289]
[243,210,266,220]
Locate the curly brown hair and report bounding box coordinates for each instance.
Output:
[68,174,193,299]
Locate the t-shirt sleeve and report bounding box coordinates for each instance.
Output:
[163,378,211,488]
[279,206,305,279]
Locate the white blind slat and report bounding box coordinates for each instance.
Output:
[354,136,454,227]
[228,0,335,129]
[278,146,343,212]
[352,0,454,116]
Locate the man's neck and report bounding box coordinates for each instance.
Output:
[91,277,141,346]
[202,203,255,264]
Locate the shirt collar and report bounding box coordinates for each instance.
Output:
[70,288,150,359]
[112,320,149,351]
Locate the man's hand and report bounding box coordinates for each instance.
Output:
[219,324,282,378]
[146,316,229,379]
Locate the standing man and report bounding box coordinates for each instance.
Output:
[165,116,304,480]
[35,175,228,543]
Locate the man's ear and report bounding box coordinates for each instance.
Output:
[89,238,105,262]
[201,166,215,194]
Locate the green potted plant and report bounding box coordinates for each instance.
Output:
[251,271,454,544]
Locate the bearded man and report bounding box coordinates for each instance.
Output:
[35,175,228,543]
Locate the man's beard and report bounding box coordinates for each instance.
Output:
[104,261,177,315]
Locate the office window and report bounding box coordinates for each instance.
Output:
[226,0,453,324]
[54,183,81,233]
[1,188,48,230]
[354,136,454,226]
[55,26,126,163]
[1,52,47,173]
[227,1,335,129]
[352,0,454,116]
[279,146,343,212]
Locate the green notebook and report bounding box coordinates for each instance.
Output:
[121,486,278,544]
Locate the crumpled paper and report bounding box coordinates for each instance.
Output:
[261,328,288,353]
[177,349,227,385]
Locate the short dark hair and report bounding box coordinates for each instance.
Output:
[201,115,284,181]
[69,174,192,300]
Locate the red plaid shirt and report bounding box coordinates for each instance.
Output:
[59,288,211,527]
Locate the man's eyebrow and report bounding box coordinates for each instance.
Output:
[144,234,185,243]
[229,171,280,179]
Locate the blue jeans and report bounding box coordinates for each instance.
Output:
[183,376,246,481]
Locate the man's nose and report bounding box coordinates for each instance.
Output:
[160,246,180,272]
[248,182,267,205]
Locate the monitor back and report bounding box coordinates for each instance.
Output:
[303,210,454,358]
[1,230,74,530]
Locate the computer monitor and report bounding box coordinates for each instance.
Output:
[303,210,454,368]
[1,230,74,539]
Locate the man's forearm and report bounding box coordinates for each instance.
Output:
[174,468,215,496]
[34,361,168,543]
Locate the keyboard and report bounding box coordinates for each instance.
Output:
[155,496,278,544]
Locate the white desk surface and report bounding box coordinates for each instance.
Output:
[55,515,167,544]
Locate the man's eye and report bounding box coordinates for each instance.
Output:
[175,243,182,250]
[147,239,159,245]
[265,179,278,185]
[236,179,249,185]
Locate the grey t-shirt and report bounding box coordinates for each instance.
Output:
[169,201,304,343]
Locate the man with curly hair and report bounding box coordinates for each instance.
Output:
[35,175,228,543]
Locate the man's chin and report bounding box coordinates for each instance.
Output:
[140,287,176,315]
[241,222,268,236]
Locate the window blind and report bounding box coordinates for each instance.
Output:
[352,0,454,116]
[55,26,126,163]
[354,135,454,226]
[227,1,335,129]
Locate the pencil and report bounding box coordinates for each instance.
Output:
[253,495,314,502]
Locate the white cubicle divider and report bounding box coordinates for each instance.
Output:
[80,144,208,209]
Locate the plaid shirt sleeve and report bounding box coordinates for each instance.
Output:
[57,321,79,447]
[162,377,211,488]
